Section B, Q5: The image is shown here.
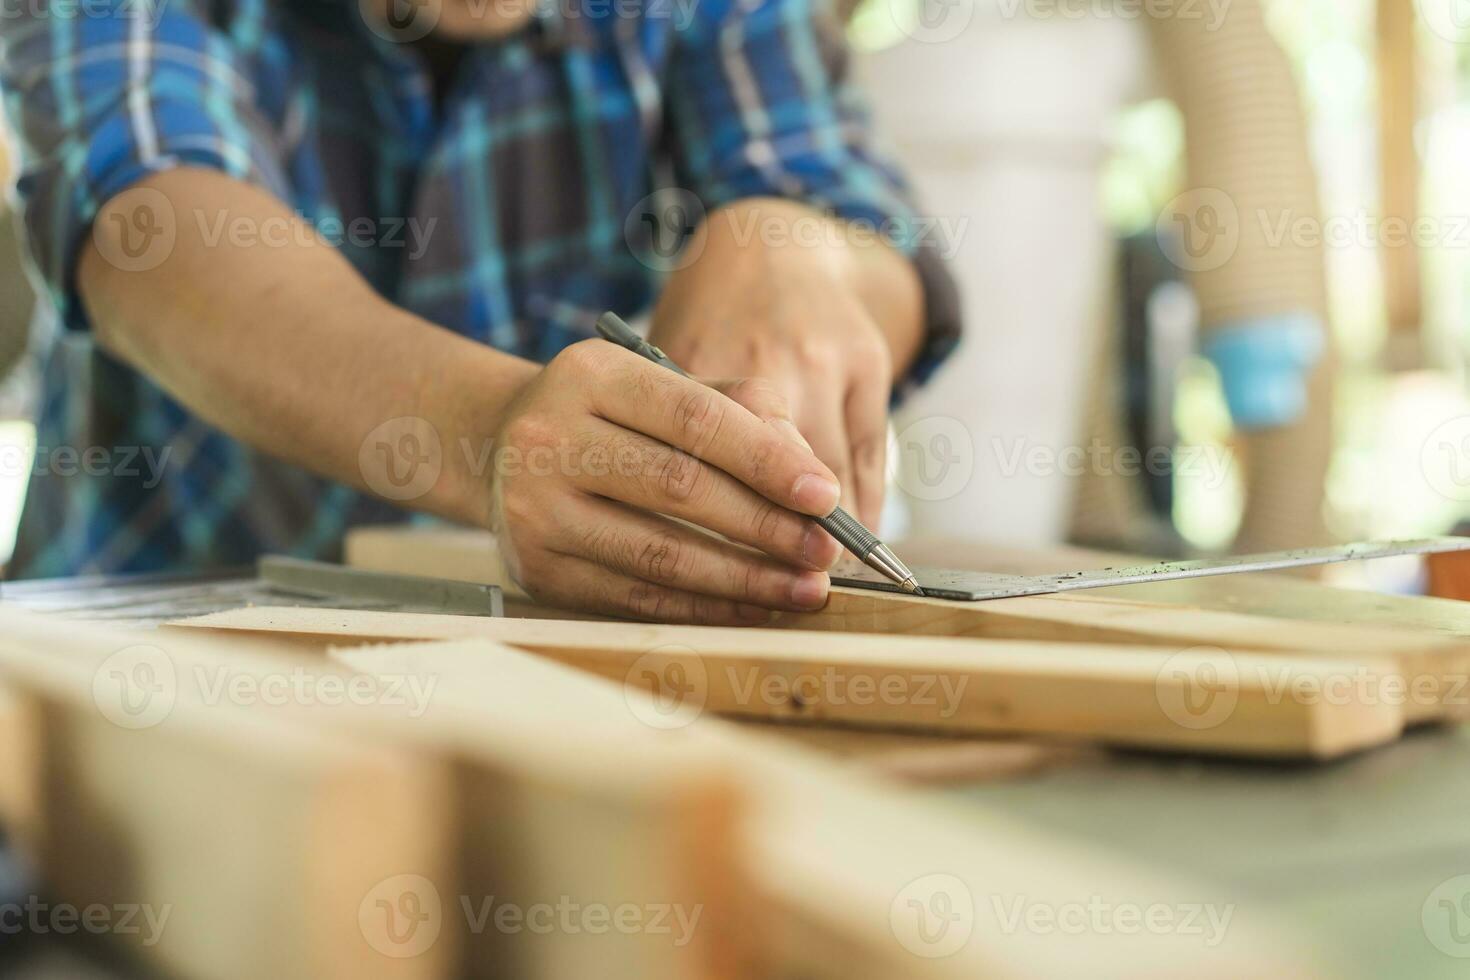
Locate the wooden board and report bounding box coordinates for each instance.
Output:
[341,526,1470,723]
[740,724,1097,785]
[0,608,456,980]
[173,607,1405,760]
[0,602,1317,976]
[1377,0,1422,360]
[0,606,748,980]
[334,638,1321,978]
[0,681,40,855]
[897,535,1470,640]
[780,590,1469,723]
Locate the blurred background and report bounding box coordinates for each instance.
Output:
[2,0,1469,592]
[862,0,1470,594]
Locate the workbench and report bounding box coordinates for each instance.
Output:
[904,536,1470,979]
[3,727,1462,978]
[4,535,1468,976]
[952,726,1470,978]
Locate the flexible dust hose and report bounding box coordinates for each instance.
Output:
[0,138,29,388]
[0,213,32,389]
[1148,0,1333,552]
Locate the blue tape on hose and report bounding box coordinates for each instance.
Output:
[1201,314,1325,429]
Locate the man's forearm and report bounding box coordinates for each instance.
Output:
[81,167,537,527]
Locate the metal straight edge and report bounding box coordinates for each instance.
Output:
[829,537,1470,602]
[258,555,504,617]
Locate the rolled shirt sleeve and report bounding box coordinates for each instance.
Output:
[0,0,286,332]
[666,0,962,397]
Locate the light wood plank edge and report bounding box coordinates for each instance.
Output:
[1098,573,1470,639]
[0,609,457,980]
[335,638,1323,978]
[0,606,750,980]
[171,608,1405,761]
[784,589,1470,725]
[342,524,1470,723]
[0,681,41,857]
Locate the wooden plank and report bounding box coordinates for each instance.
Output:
[783,589,1469,723]
[334,638,1322,978]
[897,535,1470,640]
[0,605,749,980]
[0,609,457,980]
[902,538,1470,718]
[341,525,1470,723]
[0,681,40,856]
[347,525,512,590]
[738,725,1097,785]
[1117,572,1470,637]
[0,601,1317,975]
[1378,0,1422,363]
[172,607,1405,760]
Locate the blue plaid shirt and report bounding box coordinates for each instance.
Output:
[0,0,959,578]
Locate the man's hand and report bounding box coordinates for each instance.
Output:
[648,199,924,528]
[83,172,854,626]
[488,339,846,624]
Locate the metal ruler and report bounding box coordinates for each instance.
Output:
[0,557,503,627]
[830,537,1470,602]
[257,556,503,617]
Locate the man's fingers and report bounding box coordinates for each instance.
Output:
[571,421,842,571]
[846,379,889,529]
[710,377,841,565]
[550,494,831,611]
[522,552,774,625]
[579,346,841,518]
[710,377,812,453]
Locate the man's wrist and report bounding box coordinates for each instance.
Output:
[391,311,540,529]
